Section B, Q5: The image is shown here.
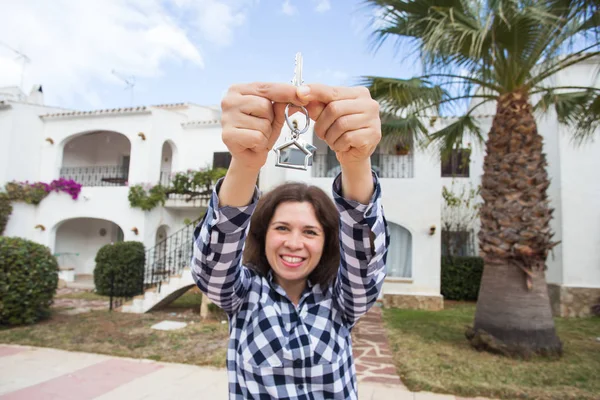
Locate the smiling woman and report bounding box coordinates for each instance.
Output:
[243,182,340,304]
[191,81,389,400]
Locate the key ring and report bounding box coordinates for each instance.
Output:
[284,104,310,138]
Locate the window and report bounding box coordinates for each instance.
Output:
[441,149,470,177]
[213,152,232,169]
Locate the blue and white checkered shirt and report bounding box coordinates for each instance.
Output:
[191,173,389,399]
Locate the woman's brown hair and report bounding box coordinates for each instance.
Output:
[243,182,340,288]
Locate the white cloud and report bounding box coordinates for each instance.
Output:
[313,0,331,13]
[0,0,252,108]
[315,69,351,85]
[282,0,298,16]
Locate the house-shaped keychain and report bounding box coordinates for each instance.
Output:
[274,138,317,170]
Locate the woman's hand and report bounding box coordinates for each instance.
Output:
[297,84,381,203]
[298,84,381,167]
[221,82,306,171]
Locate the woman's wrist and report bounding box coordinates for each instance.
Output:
[340,158,374,204]
[218,157,261,207]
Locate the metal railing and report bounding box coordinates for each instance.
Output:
[311,153,414,178]
[60,165,129,187]
[142,219,199,293]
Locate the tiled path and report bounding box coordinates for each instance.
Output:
[352,305,405,387]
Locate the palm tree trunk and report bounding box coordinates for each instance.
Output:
[466,90,562,358]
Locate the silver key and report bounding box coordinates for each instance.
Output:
[291,52,303,87]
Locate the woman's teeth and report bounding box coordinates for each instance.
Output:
[282,256,303,263]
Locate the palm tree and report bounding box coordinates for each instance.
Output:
[363,0,599,357]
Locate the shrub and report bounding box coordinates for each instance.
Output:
[0,237,59,326]
[94,241,145,297]
[128,184,167,211]
[5,181,48,205]
[0,193,12,235]
[441,256,484,301]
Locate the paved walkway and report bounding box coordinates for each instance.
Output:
[0,344,491,400]
[352,305,405,386]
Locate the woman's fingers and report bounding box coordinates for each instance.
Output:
[323,113,371,147]
[313,99,370,140]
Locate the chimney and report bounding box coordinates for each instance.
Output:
[27,84,44,105]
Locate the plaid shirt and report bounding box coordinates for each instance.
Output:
[191,173,389,400]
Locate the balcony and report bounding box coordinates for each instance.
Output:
[60,165,129,187]
[311,153,414,178]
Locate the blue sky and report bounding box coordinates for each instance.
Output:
[0,0,421,110]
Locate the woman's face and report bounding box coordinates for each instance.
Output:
[265,201,325,288]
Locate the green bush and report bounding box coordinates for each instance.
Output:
[0,237,59,326]
[4,181,49,205]
[441,256,484,301]
[0,193,12,235]
[94,241,145,297]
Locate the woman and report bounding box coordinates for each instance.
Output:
[192,82,389,399]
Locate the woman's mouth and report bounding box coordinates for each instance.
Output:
[280,255,305,268]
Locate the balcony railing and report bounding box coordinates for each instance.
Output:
[60,165,129,187]
[311,153,414,178]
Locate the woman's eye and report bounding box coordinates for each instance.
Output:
[305,230,318,236]
[275,226,288,231]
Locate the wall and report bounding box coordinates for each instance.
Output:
[0,102,64,185]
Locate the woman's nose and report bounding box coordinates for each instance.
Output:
[284,232,303,249]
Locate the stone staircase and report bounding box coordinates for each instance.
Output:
[120,268,196,313]
[120,219,200,314]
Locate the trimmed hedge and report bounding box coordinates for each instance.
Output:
[441,256,484,301]
[94,241,145,297]
[0,193,11,235]
[0,237,59,326]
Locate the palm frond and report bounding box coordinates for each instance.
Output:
[361,76,446,115]
[534,87,600,142]
[379,113,429,151]
[427,114,484,159]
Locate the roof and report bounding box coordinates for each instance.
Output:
[41,106,152,119]
[181,119,220,128]
[38,102,214,120]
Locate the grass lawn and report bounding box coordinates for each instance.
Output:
[0,288,228,367]
[383,302,600,400]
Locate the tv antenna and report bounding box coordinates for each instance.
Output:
[111,69,136,106]
[0,41,31,95]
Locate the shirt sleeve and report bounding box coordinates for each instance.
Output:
[190,178,258,315]
[331,172,389,327]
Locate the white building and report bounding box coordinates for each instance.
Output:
[1,58,599,316]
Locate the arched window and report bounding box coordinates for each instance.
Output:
[387,222,412,278]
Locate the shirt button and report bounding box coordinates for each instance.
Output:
[297,384,304,390]
[293,359,302,367]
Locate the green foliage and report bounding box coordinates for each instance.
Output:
[0,193,12,236]
[169,168,227,201]
[94,241,145,297]
[441,256,483,301]
[5,181,48,205]
[128,168,227,211]
[128,184,167,211]
[0,237,59,326]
